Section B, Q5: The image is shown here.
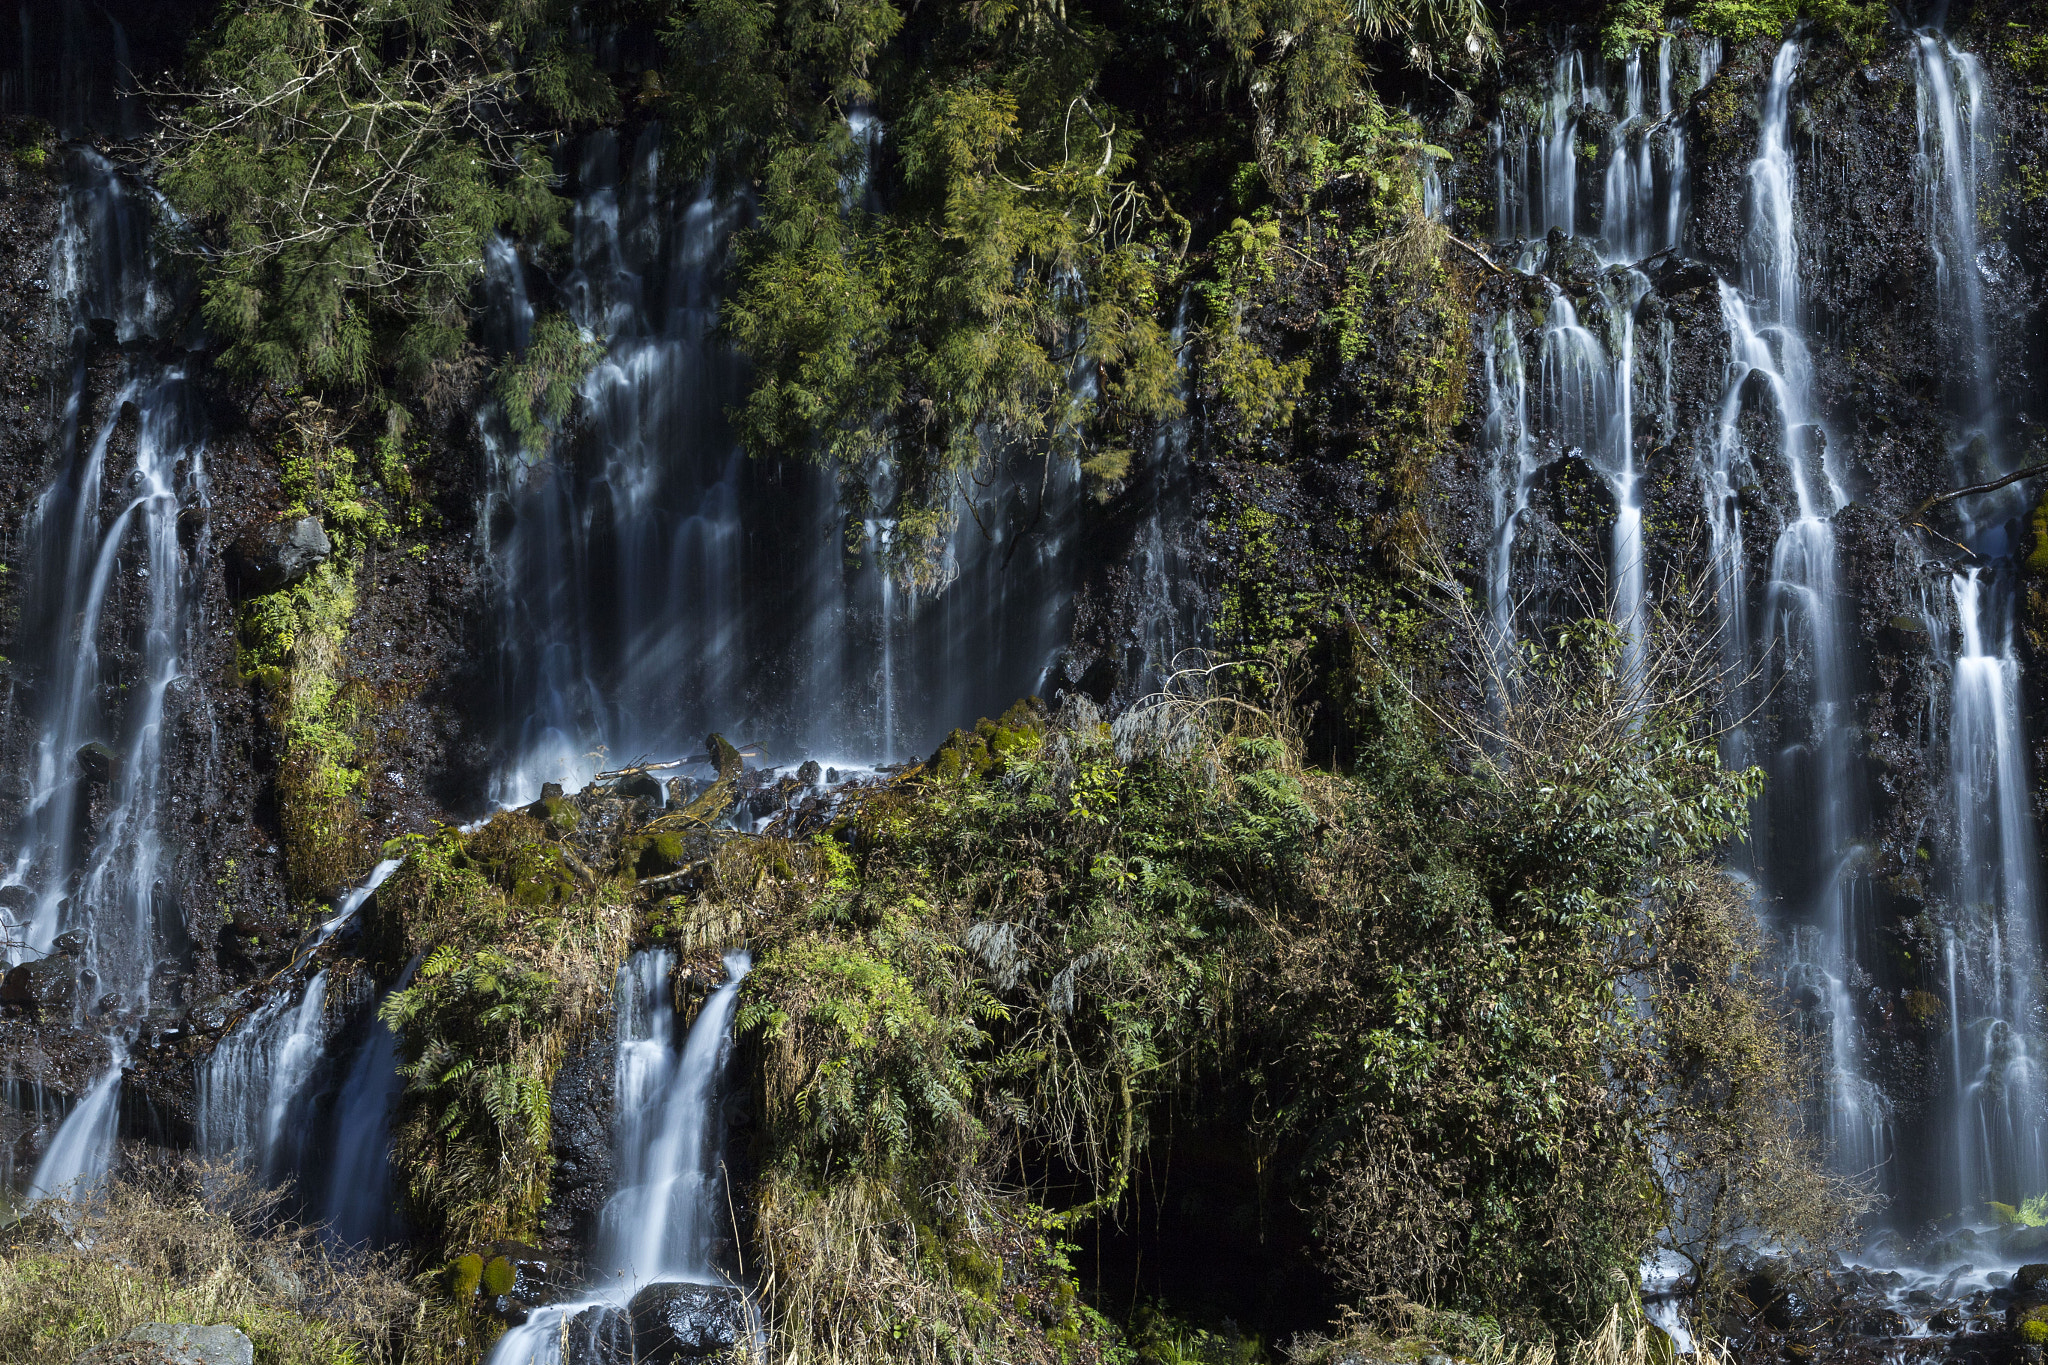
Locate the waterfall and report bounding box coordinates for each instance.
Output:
[195,973,331,1184]
[3,148,207,1203]
[1484,41,1711,677]
[603,949,753,1283]
[1911,31,2044,1215]
[482,127,1095,803]
[1707,41,1890,1185]
[181,858,405,1208]
[1130,299,1201,696]
[323,952,423,1247]
[1537,275,1653,675]
[1946,571,2046,1208]
[489,949,754,1365]
[1482,313,1535,673]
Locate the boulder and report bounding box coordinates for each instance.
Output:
[708,735,743,782]
[627,1282,748,1362]
[76,1323,254,1365]
[75,742,116,782]
[0,884,32,916]
[2019,1264,2048,1293]
[617,768,665,803]
[228,516,331,596]
[3,954,76,1014]
[52,930,86,956]
[565,1304,635,1365]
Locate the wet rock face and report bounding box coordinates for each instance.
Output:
[565,1304,635,1365]
[542,1007,618,1266]
[225,515,331,596]
[1,954,76,1015]
[626,1282,749,1363]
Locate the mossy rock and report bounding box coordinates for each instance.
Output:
[482,1255,517,1297]
[707,732,744,781]
[465,812,580,906]
[2026,490,2048,577]
[530,793,581,834]
[924,697,1048,783]
[448,1252,484,1298]
[630,830,691,878]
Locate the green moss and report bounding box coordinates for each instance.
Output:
[2028,492,2048,577]
[630,830,691,878]
[238,559,369,899]
[922,697,1049,784]
[536,794,582,834]
[480,1256,516,1297]
[946,1239,1004,1299]
[2007,28,2048,88]
[448,1253,484,1299]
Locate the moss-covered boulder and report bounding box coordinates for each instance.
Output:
[922,697,1048,783]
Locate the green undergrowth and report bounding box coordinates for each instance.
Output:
[624,601,1850,1357]
[370,812,633,1250]
[239,400,442,901]
[238,559,368,901]
[1669,0,1890,59]
[495,312,605,458]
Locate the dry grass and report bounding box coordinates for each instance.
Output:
[754,1168,1105,1365]
[1288,1305,1723,1365]
[0,1158,468,1365]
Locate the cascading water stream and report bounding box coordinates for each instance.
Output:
[1945,570,2046,1209]
[323,951,424,1247]
[483,128,1097,804]
[489,949,753,1365]
[191,859,403,1195]
[1910,30,2047,1216]
[1482,315,1534,671]
[1705,40,1889,1184]
[196,973,331,1184]
[5,149,207,1203]
[1485,40,1711,676]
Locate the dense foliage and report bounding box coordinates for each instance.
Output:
[371,811,632,1247]
[658,606,1845,1352]
[157,0,608,391]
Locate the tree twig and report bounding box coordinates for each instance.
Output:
[1910,460,2048,518]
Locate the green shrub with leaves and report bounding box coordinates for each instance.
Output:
[704,573,1850,1350]
[371,814,633,1245]
[157,0,610,393]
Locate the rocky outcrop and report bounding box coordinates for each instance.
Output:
[541,1009,617,1266]
[627,1283,750,1363]
[75,1322,254,1365]
[225,515,331,597]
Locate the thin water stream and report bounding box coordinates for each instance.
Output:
[483,130,1095,804]
[1911,29,2048,1218]
[6,148,207,1203]
[489,949,753,1365]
